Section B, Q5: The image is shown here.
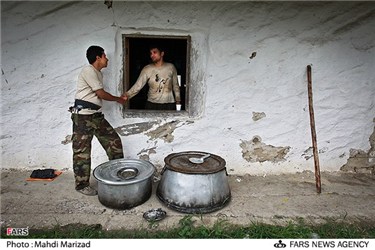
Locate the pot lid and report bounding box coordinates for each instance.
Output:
[93,159,155,185]
[164,151,226,174]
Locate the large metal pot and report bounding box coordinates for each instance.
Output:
[93,159,155,209]
[156,151,231,213]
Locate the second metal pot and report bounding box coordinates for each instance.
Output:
[156,151,231,213]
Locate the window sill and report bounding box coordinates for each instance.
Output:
[123,109,189,119]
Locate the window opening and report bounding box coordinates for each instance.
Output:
[123,35,190,113]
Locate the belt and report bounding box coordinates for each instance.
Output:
[69,100,102,114]
[74,99,101,110]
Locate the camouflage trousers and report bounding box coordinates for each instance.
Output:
[71,113,123,190]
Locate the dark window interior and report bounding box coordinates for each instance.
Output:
[124,36,189,111]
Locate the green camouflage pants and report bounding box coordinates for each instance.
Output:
[71,113,123,190]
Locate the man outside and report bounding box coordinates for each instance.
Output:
[124,45,181,110]
[71,45,127,196]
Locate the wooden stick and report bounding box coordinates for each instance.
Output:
[307,65,322,194]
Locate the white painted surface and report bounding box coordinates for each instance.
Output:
[1,1,374,175]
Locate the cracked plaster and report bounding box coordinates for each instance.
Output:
[240,136,290,163]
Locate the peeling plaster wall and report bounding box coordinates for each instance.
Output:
[1,1,375,175]
[340,122,375,174]
[240,136,290,163]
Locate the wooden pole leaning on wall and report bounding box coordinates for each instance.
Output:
[307,65,322,194]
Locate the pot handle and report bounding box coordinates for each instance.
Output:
[160,166,167,175]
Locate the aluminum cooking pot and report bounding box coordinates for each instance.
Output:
[156,151,231,213]
[93,159,155,209]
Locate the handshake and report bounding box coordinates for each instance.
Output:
[117,93,128,105]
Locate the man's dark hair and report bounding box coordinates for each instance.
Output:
[149,44,165,53]
[86,45,104,64]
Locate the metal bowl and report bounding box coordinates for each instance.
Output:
[143,208,167,222]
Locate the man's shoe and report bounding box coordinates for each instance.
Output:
[77,186,98,196]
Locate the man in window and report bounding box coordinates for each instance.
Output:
[124,45,181,110]
[71,45,126,196]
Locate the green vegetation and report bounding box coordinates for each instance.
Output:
[2,216,374,239]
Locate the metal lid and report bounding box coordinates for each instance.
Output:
[164,151,226,174]
[93,159,155,185]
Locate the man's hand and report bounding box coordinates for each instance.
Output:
[121,94,128,102]
[117,96,127,105]
[95,89,128,105]
[96,89,121,102]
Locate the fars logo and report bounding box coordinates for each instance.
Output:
[274,240,287,248]
[6,228,29,236]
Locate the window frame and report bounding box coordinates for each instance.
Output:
[122,34,191,117]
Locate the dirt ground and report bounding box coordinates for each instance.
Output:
[1,169,374,231]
